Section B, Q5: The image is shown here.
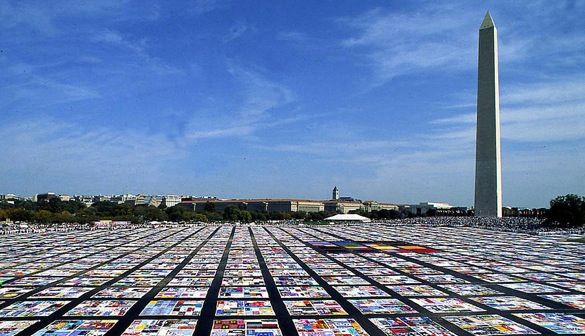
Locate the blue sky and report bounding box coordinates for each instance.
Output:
[1,0,584,207]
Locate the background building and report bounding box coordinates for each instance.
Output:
[180,199,325,213]
[323,200,363,214]
[35,193,59,203]
[402,202,454,216]
[162,195,182,207]
[0,193,22,205]
[332,186,339,200]
[362,201,399,212]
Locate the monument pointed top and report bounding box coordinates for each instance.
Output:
[480,11,495,30]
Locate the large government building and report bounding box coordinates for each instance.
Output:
[179,187,398,214]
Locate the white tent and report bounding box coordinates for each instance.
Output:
[324,214,371,223]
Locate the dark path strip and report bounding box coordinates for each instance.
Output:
[19,226,206,335]
[0,227,158,309]
[308,225,570,335]
[0,229,126,272]
[195,225,235,336]
[263,226,387,336]
[249,226,298,336]
[0,227,174,314]
[105,226,220,335]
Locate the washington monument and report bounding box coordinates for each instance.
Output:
[474,11,502,217]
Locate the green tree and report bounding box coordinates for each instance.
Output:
[252,211,267,221]
[350,209,371,218]
[204,202,215,212]
[223,206,241,221]
[53,210,74,223]
[47,198,64,213]
[193,213,208,222]
[34,210,53,223]
[166,205,198,222]
[426,209,438,217]
[239,211,252,222]
[75,207,98,224]
[291,211,306,219]
[17,200,38,211]
[387,209,402,219]
[307,211,327,221]
[268,211,292,220]
[114,203,134,217]
[206,211,223,222]
[546,194,585,227]
[136,206,168,221]
[166,206,186,222]
[7,208,34,221]
[63,200,86,213]
[91,201,117,217]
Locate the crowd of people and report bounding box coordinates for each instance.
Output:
[383,216,585,234]
[0,223,93,235]
[0,221,213,235]
[2,216,584,235]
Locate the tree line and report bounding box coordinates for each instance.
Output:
[545,194,585,228]
[1,194,584,227]
[0,199,339,224]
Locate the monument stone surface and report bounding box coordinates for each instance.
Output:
[474,12,503,217]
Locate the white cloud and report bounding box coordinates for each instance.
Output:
[228,64,295,120]
[0,1,57,34]
[256,72,585,207]
[339,3,585,86]
[0,117,186,194]
[93,29,182,76]
[503,117,585,142]
[339,6,475,83]
[432,114,475,125]
[0,60,101,109]
[261,139,414,157]
[186,65,298,140]
[276,31,310,42]
[502,80,585,105]
[0,0,128,35]
[224,21,254,42]
[433,77,585,142]
[189,0,227,15]
[94,29,127,45]
[187,125,256,140]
